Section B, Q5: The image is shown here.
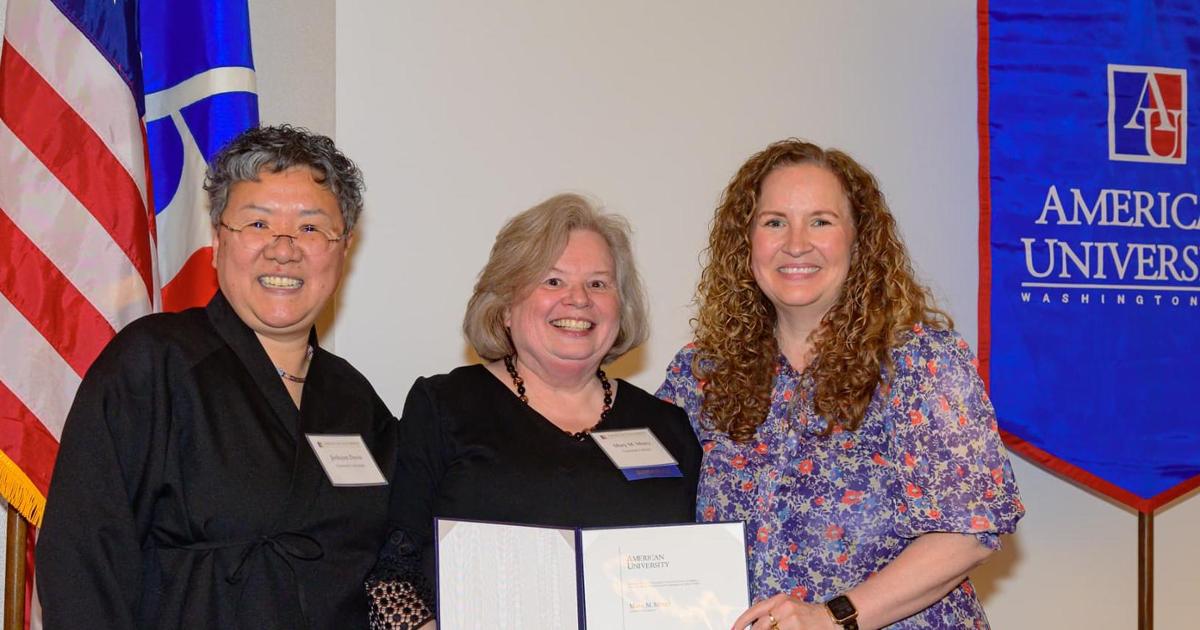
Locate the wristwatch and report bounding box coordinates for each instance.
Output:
[824,594,859,630]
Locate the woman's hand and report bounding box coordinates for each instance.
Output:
[734,533,993,630]
[731,593,838,630]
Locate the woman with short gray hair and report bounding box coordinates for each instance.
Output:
[37,125,399,630]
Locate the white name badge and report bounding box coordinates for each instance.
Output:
[590,428,682,480]
[305,433,388,487]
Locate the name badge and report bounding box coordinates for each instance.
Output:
[591,428,682,481]
[305,434,388,487]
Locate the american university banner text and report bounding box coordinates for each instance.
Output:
[981,0,1199,512]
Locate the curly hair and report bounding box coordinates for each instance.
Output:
[693,139,951,441]
[204,124,365,232]
[463,193,649,365]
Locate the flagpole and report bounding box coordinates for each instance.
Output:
[4,505,26,630]
[1138,510,1153,630]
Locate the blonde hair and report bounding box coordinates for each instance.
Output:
[693,139,951,441]
[464,193,649,364]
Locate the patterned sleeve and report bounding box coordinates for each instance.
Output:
[886,327,1025,549]
[369,535,436,628]
[656,344,704,435]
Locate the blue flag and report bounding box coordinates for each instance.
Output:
[142,0,259,310]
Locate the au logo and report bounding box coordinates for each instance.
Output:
[1107,64,1187,164]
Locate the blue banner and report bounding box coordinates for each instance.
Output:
[983,0,1200,511]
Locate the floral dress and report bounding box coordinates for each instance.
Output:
[657,326,1024,629]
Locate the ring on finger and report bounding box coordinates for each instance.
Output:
[768,611,780,630]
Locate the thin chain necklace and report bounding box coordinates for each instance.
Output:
[503,355,612,441]
[277,345,315,384]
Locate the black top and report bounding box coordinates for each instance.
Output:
[374,364,701,611]
[36,292,399,630]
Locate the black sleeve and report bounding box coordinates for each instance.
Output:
[36,339,157,630]
[367,377,447,628]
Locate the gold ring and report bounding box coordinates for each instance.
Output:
[768,612,780,630]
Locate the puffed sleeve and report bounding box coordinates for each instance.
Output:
[367,378,443,629]
[885,328,1025,549]
[656,344,704,434]
[36,334,157,630]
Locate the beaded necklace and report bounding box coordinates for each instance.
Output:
[503,355,612,440]
[276,345,315,384]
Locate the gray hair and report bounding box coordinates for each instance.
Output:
[204,124,365,231]
[463,193,649,365]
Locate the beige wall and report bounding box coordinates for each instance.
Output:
[249,0,335,136]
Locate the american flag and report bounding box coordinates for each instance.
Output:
[0,0,257,533]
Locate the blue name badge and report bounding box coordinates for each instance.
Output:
[590,428,682,481]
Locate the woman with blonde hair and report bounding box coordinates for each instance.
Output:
[658,140,1023,629]
[368,193,700,629]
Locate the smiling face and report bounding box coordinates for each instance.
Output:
[504,229,621,378]
[211,166,351,345]
[750,163,857,328]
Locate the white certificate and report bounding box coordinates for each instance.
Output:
[436,519,748,630]
[436,519,580,629]
[580,522,748,629]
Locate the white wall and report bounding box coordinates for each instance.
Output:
[332,2,1200,629]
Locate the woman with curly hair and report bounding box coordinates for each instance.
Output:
[657,139,1024,630]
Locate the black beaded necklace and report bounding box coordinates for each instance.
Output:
[503,355,612,441]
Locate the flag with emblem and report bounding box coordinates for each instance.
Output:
[0,0,257,539]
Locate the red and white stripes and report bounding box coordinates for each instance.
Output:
[0,0,157,525]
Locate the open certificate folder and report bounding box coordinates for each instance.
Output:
[435,519,749,629]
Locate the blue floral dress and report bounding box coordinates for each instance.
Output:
[657,326,1024,629]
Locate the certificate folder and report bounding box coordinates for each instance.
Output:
[435,518,749,630]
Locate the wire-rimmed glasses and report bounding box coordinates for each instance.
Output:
[218,220,346,256]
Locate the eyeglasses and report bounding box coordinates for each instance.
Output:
[219,220,347,255]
